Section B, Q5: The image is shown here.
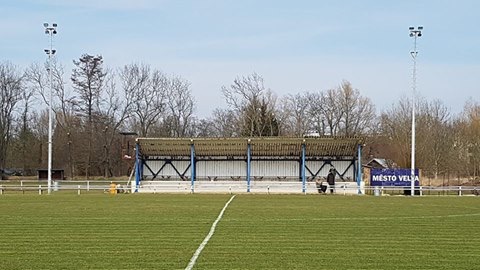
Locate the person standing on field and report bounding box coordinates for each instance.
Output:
[327,168,336,194]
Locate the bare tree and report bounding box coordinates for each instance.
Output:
[378,96,455,175]
[97,72,134,177]
[24,62,50,172]
[315,88,344,136]
[190,117,217,137]
[307,81,375,136]
[307,92,328,135]
[457,99,480,180]
[241,96,279,136]
[280,93,312,136]
[222,73,264,114]
[222,73,279,136]
[337,81,376,136]
[26,59,78,178]
[165,75,195,137]
[51,61,78,178]
[17,78,36,172]
[416,99,454,178]
[209,108,239,137]
[71,54,106,123]
[6,78,42,176]
[0,62,24,170]
[71,54,107,178]
[379,96,412,168]
[121,64,167,137]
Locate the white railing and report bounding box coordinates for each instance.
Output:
[0,180,128,195]
[0,180,478,196]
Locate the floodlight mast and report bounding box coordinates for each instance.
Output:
[44,22,58,194]
[409,26,422,196]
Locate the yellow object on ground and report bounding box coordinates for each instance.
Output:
[109,182,117,195]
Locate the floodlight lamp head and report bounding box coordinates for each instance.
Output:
[52,23,57,27]
[409,33,414,37]
[53,30,57,34]
[418,26,423,30]
[417,33,422,37]
[45,30,49,34]
[409,26,414,30]
[44,49,49,54]
[52,49,56,55]
[44,22,49,27]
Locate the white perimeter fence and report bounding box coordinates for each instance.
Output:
[0,180,479,196]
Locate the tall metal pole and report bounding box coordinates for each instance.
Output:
[409,26,422,196]
[246,140,251,193]
[44,23,57,194]
[135,139,140,193]
[190,140,195,193]
[357,144,362,195]
[301,141,306,194]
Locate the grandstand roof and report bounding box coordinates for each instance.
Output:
[136,137,364,157]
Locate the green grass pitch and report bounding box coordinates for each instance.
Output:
[0,194,479,269]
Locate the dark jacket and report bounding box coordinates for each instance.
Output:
[327,172,335,185]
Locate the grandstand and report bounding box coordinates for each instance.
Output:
[134,136,365,194]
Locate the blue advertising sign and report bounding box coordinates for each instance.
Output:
[370,168,419,187]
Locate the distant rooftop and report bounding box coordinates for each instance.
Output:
[366,158,397,169]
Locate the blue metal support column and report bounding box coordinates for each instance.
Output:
[134,140,141,193]
[301,141,306,194]
[190,141,196,193]
[356,144,363,194]
[246,139,251,192]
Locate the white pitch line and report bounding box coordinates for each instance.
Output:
[185,195,236,270]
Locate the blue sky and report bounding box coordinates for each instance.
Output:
[1,0,479,117]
